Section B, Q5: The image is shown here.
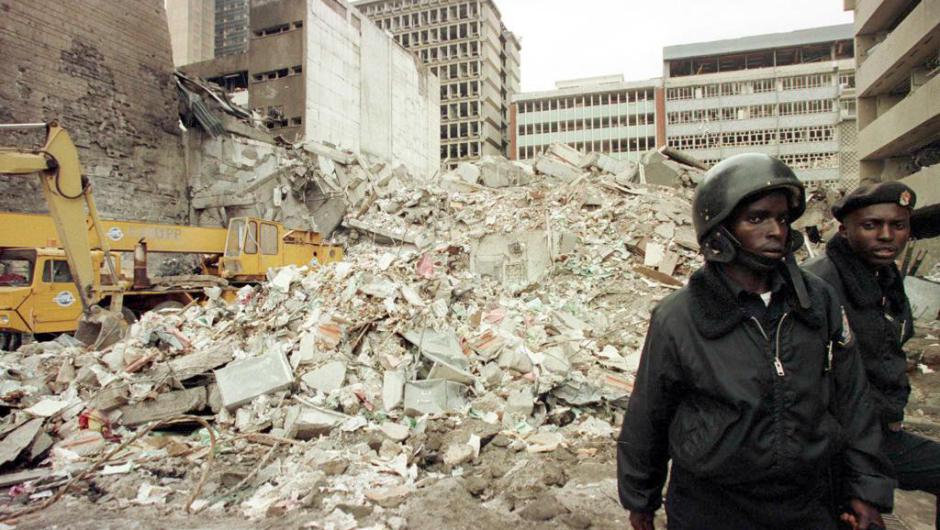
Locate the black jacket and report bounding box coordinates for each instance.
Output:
[804,234,914,425]
[617,262,894,513]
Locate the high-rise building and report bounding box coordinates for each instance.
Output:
[216,0,250,57]
[510,75,661,162]
[166,0,216,66]
[354,0,521,167]
[663,25,859,183]
[845,0,940,182]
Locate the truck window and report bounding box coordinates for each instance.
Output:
[0,258,32,286]
[42,260,73,283]
[245,221,258,254]
[225,219,246,257]
[260,223,278,255]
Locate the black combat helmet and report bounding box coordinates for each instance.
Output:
[692,153,812,308]
[692,153,806,244]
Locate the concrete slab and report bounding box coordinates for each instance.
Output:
[214,351,294,410]
[118,387,208,426]
[404,379,468,416]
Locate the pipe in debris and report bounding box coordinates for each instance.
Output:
[132,240,151,289]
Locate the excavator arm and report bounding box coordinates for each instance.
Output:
[0,122,118,312]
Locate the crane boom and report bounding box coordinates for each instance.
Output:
[0,122,116,311]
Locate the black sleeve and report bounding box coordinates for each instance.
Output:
[616,310,682,513]
[829,299,897,510]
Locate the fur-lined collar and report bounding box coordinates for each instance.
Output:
[687,263,825,339]
[825,234,904,311]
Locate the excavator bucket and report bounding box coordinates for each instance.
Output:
[74,306,128,350]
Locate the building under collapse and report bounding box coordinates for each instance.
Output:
[354,0,521,167]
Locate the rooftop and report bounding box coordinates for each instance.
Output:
[664,24,854,61]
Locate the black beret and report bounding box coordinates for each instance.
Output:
[832,181,916,221]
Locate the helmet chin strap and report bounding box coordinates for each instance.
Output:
[713,226,811,310]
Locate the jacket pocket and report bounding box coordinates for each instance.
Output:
[668,399,740,473]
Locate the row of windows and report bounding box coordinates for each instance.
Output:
[441,100,480,120]
[441,80,480,101]
[517,90,655,114]
[668,125,835,150]
[252,65,302,83]
[253,20,303,38]
[518,113,656,135]
[517,137,656,160]
[666,99,837,124]
[389,21,480,47]
[409,40,480,63]
[441,120,481,140]
[666,73,838,101]
[365,2,479,30]
[441,139,482,161]
[429,60,480,82]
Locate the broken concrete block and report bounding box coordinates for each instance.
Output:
[428,362,475,385]
[535,156,581,182]
[498,348,533,374]
[89,386,129,412]
[548,143,583,166]
[365,485,412,508]
[56,431,105,457]
[641,150,682,187]
[119,387,208,426]
[383,370,405,411]
[480,363,504,387]
[379,422,410,442]
[455,162,481,184]
[214,351,293,410]
[403,380,468,416]
[24,399,70,418]
[526,432,566,453]
[167,345,234,380]
[284,405,349,440]
[301,361,347,394]
[0,418,44,466]
[506,387,535,417]
[443,442,475,466]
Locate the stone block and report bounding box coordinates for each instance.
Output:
[214,351,294,410]
[118,387,207,426]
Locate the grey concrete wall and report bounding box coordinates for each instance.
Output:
[0,0,189,224]
[305,0,439,176]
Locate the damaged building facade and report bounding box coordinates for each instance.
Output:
[510,75,663,163]
[184,0,440,177]
[663,24,859,183]
[846,0,940,183]
[354,0,522,167]
[216,0,251,57]
[0,0,189,223]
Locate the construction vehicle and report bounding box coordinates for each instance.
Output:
[0,122,342,350]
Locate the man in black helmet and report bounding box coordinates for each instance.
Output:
[617,153,894,530]
[805,182,940,528]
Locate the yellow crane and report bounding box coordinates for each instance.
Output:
[0,122,342,350]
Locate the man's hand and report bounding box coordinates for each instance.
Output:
[840,498,886,530]
[629,510,655,530]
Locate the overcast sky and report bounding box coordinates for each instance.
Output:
[497,0,854,92]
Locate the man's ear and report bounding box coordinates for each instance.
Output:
[838,223,846,235]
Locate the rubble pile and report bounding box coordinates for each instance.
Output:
[0,147,706,525]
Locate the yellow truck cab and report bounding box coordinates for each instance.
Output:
[0,248,89,349]
[221,217,343,281]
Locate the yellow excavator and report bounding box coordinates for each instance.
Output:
[0,122,342,350]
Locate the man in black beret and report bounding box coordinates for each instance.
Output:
[805,181,940,528]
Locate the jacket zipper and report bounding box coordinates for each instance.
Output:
[750,314,787,377]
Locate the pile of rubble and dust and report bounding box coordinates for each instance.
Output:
[0,143,709,528]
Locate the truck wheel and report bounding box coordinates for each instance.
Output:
[0,333,9,352]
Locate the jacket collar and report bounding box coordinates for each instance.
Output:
[687,262,825,339]
[825,234,904,311]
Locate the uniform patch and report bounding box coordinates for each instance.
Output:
[838,306,854,347]
[899,191,912,207]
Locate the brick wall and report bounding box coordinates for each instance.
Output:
[0,0,189,223]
